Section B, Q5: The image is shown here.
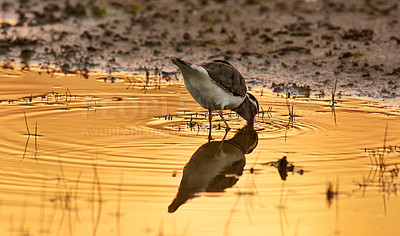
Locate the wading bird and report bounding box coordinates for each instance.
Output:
[171,57,259,140]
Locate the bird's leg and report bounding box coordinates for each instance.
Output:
[208,109,212,142]
[219,109,231,143]
[219,109,231,131]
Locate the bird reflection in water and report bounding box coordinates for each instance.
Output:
[168,124,258,213]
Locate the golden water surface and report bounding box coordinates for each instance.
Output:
[0,69,399,236]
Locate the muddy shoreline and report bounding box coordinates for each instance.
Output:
[1,0,399,102]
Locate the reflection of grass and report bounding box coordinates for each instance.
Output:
[57,159,81,235]
[224,170,260,235]
[355,162,399,215]
[285,94,295,141]
[326,179,339,208]
[357,123,399,215]
[143,67,150,92]
[278,182,289,236]
[326,177,340,234]
[22,110,30,160]
[330,79,338,125]
[91,161,103,236]
[157,111,240,136]
[116,173,123,236]
[381,123,388,168]
[224,151,263,236]
[125,76,135,90]
[123,66,165,91]
[364,123,398,169]
[12,157,110,235]
[330,79,338,107]
[286,93,295,123]
[22,111,39,163]
[224,185,256,236]
[18,199,30,236]
[259,106,273,120]
[42,158,83,235]
[18,88,76,107]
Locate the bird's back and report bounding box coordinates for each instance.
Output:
[201,60,247,97]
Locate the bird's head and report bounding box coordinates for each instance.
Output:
[233,93,259,124]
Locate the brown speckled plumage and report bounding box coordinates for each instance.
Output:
[201,60,247,97]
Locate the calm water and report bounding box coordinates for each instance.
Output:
[0,69,399,236]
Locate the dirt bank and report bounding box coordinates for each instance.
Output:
[1,0,399,101]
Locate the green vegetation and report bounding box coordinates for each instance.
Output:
[91,6,107,18]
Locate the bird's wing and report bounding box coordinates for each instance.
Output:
[201,60,247,97]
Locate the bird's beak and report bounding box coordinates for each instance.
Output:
[171,57,190,68]
[170,57,179,65]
